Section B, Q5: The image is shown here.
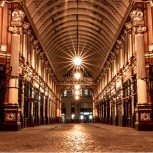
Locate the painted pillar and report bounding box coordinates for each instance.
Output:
[21,78,25,128]
[56,94,61,123]
[29,87,34,127]
[37,96,40,126]
[130,9,153,130]
[42,94,46,124]
[3,9,25,131]
[131,76,135,128]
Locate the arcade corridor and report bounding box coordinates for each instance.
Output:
[0,123,153,152]
[1,0,153,131]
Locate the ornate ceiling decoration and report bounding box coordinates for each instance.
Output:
[23,0,131,84]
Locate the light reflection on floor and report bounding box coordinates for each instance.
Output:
[64,124,87,151]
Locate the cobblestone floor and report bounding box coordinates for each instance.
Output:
[0,123,153,152]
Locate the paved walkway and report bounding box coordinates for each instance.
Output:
[0,123,153,152]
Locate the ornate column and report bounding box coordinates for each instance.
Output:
[102,101,105,123]
[2,9,25,131]
[22,22,30,61]
[31,40,38,69]
[46,94,49,124]
[37,94,40,126]
[109,97,112,125]
[48,97,51,124]
[130,75,135,128]
[29,87,34,127]
[116,39,123,69]
[114,86,118,126]
[131,9,153,130]
[42,94,46,125]
[56,94,60,123]
[125,22,133,60]
[21,75,25,128]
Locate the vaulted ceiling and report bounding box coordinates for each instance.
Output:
[23,0,132,83]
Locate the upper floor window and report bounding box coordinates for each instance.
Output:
[63,90,67,97]
[84,89,88,96]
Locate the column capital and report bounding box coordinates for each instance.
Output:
[33,40,39,46]
[11,9,25,26]
[125,22,133,34]
[125,22,133,30]
[133,26,147,34]
[114,47,120,54]
[36,46,41,54]
[130,9,145,27]
[110,51,116,59]
[9,26,22,34]
[116,39,123,47]
[23,22,30,30]
[39,52,45,59]
[130,9,143,23]
[150,0,153,6]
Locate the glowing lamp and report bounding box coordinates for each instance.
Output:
[73,56,82,66]
[75,84,80,90]
[75,90,80,96]
[75,95,79,100]
[74,72,81,80]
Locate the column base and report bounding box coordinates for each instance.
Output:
[46,117,49,124]
[29,115,34,127]
[135,123,153,131]
[93,116,100,123]
[135,104,153,131]
[109,116,112,125]
[2,104,21,131]
[101,117,105,123]
[42,117,45,125]
[37,116,40,126]
[131,114,135,128]
[56,117,61,123]
[121,115,125,127]
[21,114,24,128]
[115,115,118,126]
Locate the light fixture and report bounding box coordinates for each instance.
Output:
[75,84,80,90]
[74,72,81,80]
[75,90,80,96]
[75,95,79,100]
[73,56,82,66]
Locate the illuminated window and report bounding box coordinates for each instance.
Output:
[72,90,74,95]
[80,115,84,120]
[84,89,88,96]
[89,115,93,119]
[80,89,82,96]
[71,114,75,119]
[63,90,67,97]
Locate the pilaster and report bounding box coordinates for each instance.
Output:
[130,9,153,130]
[2,9,25,131]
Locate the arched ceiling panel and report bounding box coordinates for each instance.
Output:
[43,29,110,50]
[24,0,131,82]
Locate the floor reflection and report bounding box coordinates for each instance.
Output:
[64,124,87,151]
